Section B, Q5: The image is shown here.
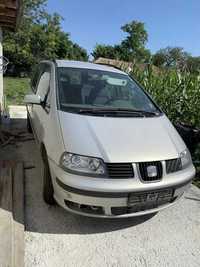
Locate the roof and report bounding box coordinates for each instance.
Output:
[55,60,127,75]
[0,0,22,30]
[95,57,162,75]
[94,57,134,73]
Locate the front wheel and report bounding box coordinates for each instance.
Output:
[42,151,55,205]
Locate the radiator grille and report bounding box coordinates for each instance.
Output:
[138,161,163,182]
[166,158,182,174]
[106,163,134,178]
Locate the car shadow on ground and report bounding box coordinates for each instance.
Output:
[25,199,157,235]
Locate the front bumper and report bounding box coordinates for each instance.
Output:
[49,159,195,218]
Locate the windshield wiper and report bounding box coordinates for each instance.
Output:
[61,104,160,117]
[121,109,159,117]
[78,108,143,117]
[106,108,158,116]
[77,108,159,117]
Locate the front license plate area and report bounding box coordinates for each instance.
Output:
[128,189,173,208]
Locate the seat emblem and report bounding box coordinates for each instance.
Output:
[147,165,157,177]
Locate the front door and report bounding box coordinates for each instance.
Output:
[31,63,51,143]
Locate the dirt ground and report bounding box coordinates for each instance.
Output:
[0,114,200,267]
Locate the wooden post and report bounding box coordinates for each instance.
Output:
[0,27,3,113]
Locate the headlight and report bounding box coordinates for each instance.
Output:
[60,152,106,176]
[180,149,192,169]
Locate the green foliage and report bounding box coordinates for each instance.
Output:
[92,20,150,63]
[131,65,200,177]
[120,21,151,62]
[186,56,200,74]
[152,47,190,69]
[92,45,118,60]
[3,1,88,76]
[23,0,48,22]
[4,78,30,105]
[121,21,148,48]
[92,23,199,74]
[131,65,200,127]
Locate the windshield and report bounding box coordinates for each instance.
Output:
[57,67,161,116]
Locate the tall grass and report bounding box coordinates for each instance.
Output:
[131,65,200,128]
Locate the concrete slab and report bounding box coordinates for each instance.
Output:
[13,163,24,267]
[0,163,13,267]
[9,105,27,119]
[0,161,24,267]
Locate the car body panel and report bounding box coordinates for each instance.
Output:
[58,111,186,163]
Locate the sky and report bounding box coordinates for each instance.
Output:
[47,0,200,57]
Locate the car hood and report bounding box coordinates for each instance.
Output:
[58,111,186,162]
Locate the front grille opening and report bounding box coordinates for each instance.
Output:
[106,163,134,178]
[139,161,163,182]
[166,158,182,174]
[65,200,104,215]
[111,207,128,216]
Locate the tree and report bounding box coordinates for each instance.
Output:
[92,20,151,63]
[121,21,151,62]
[70,43,88,61]
[151,52,166,67]
[152,47,190,70]
[3,0,88,76]
[22,0,48,22]
[92,44,118,60]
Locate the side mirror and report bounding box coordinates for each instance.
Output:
[24,94,41,105]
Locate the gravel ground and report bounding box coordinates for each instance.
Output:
[1,115,200,267]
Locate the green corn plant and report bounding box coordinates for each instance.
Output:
[130,64,200,128]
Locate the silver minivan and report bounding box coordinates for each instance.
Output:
[25,60,196,218]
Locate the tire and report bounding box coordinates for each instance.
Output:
[27,116,32,133]
[42,149,55,205]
